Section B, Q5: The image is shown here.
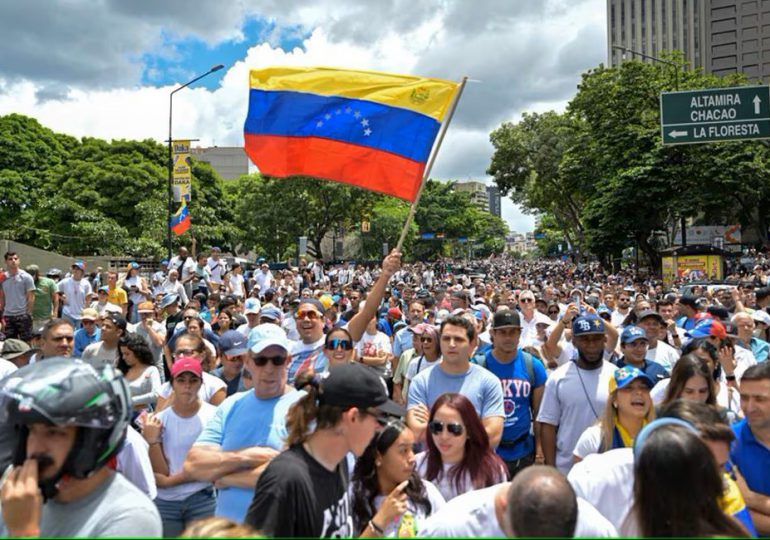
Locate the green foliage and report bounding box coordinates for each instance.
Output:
[488,56,770,272]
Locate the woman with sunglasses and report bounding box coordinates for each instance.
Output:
[415,393,506,502]
[244,363,404,537]
[403,324,441,394]
[157,333,227,410]
[351,421,444,537]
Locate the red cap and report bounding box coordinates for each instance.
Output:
[171,356,202,378]
[387,307,403,319]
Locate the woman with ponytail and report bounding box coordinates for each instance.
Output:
[245,362,405,538]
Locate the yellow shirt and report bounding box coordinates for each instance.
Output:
[108,286,128,306]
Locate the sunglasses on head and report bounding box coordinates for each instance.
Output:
[428,420,464,436]
[296,310,320,320]
[253,354,288,367]
[326,338,353,350]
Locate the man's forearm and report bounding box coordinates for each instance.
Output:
[215,463,268,489]
[185,446,275,482]
[540,422,557,466]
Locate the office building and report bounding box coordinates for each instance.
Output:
[487,185,502,217]
[191,146,249,180]
[607,0,770,82]
[453,181,490,212]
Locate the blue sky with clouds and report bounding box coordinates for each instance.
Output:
[0,0,608,233]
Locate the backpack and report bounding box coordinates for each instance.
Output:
[474,348,536,387]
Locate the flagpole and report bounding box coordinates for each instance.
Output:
[395,76,468,253]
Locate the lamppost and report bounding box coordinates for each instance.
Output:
[611,45,686,247]
[167,64,224,260]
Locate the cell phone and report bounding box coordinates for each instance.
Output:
[572,293,581,305]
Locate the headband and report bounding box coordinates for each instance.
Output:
[633,417,699,459]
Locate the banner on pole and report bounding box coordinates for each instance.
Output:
[172,139,192,202]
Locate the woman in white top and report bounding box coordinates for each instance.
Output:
[351,421,444,537]
[121,262,150,323]
[118,333,162,411]
[573,366,655,462]
[140,356,218,537]
[156,333,226,410]
[415,393,506,502]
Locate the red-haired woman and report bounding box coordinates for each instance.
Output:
[415,392,507,501]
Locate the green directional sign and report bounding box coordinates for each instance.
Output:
[660,85,770,145]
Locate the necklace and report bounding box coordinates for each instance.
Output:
[574,362,600,420]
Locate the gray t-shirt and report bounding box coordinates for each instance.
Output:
[81,341,119,367]
[1,270,35,316]
[0,471,162,537]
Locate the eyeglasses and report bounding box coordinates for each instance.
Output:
[548,310,559,315]
[363,409,390,426]
[420,337,434,343]
[296,310,320,320]
[50,335,74,342]
[253,355,288,367]
[326,338,353,350]
[428,421,464,436]
[183,315,197,321]
[519,298,534,304]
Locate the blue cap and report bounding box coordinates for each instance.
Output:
[129,261,140,269]
[260,305,282,321]
[248,325,291,355]
[72,261,86,270]
[572,314,605,336]
[160,259,169,265]
[609,365,655,393]
[621,325,648,344]
[218,330,249,356]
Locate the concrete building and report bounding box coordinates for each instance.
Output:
[607,0,770,82]
[191,146,249,180]
[453,181,490,212]
[487,185,502,217]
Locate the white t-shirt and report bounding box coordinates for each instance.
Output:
[117,426,157,500]
[611,309,630,328]
[155,402,217,501]
[158,372,226,403]
[356,331,393,377]
[0,359,17,379]
[537,361,618,473]
[206,257,227,285]
[351,479,445,537]
[568,447,635,533]
[58,277,92,320]
[228,273,245,297]
[519,312,539,348]
[729,345,757,382]
[415,452,505,503]
[418,483,617,537]
[169,255,196,282]
[405,355,440,383]
[644,340,680,372]
[573,424,603,460]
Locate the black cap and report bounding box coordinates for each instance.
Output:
[756,287,770,300]
[297,298,326,315]
[319,363,404,418]
[678,295,700,308]
[637,310,664,325]
[492,310,521,329]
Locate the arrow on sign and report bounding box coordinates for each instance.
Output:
[669,130,688,138]
[754,95,762,114]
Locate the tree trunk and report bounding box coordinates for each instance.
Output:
[637,233,661,276]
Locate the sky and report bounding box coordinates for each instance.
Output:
[0,0,608,233]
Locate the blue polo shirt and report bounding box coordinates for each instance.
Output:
[730,418,770,497]
[615,357,670,384]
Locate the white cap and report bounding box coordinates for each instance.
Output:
[248,324,290,354]
[752,310,770,326]
[244,298,261,315]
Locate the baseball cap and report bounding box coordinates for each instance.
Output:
[387,307,403,319]
[621,326,649,344]
[408,323,428,335]
[103,312,127,332]
[1,339,32,361]
[25,264,39,274]
[298,298,326,315]
[129,261,140,269]
[171,356,203,378]
[608,366,655,393]
[98,285,109,293]
[72,261,86,270]
[319,295,335,310]
[678,295,700,309]
[571,314,605,336]
[160,293,180,309]
[249,326,291,355]
[686,319,727,339]
[218,330,249,356]
[752,310,770,326]
[260,305,282,322]
[492,309,521,329]
[317,363,405,418]
[637,310,665,325]
[137,301,155,313]
[244,298,262,315]
[160,259,169,265]
[80,308,99,321]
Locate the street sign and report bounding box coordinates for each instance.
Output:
[660,85,770,145]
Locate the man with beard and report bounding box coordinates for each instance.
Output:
[0,359,161,537]
[538,314,618,474]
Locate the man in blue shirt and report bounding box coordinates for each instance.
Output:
[615,326,669,384]
[73,308,100,357]
[731,362,770,535]
[675,295,700,330]
[483,309,547,478]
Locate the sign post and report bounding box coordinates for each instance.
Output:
[660,85,770,145]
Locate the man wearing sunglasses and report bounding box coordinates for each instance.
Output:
[185,330,304,523]
[285,298,327,385]
[517,290,540,349]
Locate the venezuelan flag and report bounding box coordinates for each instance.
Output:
[170,201,190,236]
[243,67,459,201]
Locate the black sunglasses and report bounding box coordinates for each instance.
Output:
[253,355,288,367]
[428,420,464,436]
[326,338,353,350]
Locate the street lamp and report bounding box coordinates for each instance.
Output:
[611,45,687,247]
[167,64,225,260]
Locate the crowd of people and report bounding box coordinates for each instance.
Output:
[0,247,768,537]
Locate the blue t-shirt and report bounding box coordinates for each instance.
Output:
[195,388,304,522]
[676,315,698,330]
[392,327,414,358]
[407,363,505,421]
[483,349,547,460]
[730,418,770,498]
[73,327,100,358]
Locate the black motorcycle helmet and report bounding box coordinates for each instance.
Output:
[0,357,130,499]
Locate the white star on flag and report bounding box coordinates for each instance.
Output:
[361,118,369,127]
[316,121,323,127]
[353,111,361,118]
[363,128,372,136]
[325,113,332,120]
